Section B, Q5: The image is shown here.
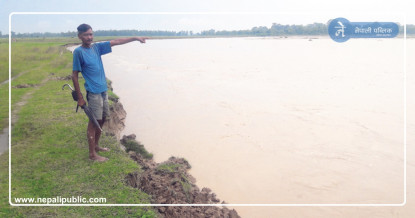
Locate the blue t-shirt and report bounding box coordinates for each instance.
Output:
[72,41,112,93]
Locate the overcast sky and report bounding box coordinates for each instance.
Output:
[0,0,413,34]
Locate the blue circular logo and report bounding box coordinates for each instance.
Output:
[328,18,351,43]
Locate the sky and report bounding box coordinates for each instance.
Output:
[0,0,413,34]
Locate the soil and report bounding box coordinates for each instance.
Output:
[124,137,240,217]
[102,101,126,140]
[12,83,39,88]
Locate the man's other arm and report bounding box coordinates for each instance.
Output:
[72,70,86,106]
[110,37,148,47]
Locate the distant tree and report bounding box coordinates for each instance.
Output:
[201,29,215,36]
[251,26,269,36]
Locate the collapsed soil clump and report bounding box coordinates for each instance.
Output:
[123,135,240,218]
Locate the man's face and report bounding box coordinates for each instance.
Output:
[78,29,93,46]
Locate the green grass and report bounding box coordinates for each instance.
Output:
[0,38,157,217]
[0,40,75,130]
[122,139,153,160]
[156,163,181,173]
[107,79,120,105]
[0,41,9,129]
[0,43,8,83]
[0,85,8,129]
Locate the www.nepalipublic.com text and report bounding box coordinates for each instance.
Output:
[14,196,107,204]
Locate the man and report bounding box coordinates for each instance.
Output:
[72,23,147,162]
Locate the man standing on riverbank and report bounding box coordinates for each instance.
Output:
[72,23,147,162]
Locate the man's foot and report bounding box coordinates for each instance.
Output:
[95,146,110,152]
[89,155,109,162]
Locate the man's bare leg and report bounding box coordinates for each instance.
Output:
[87,120,108,162]
[95,117,110,152]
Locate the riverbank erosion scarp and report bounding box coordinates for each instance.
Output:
[123,134,240,217]
[102,101,126,140]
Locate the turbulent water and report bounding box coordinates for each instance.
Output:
[100,37,415,217]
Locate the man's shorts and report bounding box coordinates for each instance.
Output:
[86,91,110,120]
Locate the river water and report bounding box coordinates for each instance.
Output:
[100,37,415,217]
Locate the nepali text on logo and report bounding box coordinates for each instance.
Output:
[328,18,399,43]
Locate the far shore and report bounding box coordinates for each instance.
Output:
[3,33,414,45]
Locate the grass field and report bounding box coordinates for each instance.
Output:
[0,38,157,217]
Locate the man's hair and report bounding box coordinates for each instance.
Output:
[77,24,92,34]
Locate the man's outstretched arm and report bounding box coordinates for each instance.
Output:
[110,37,148,47]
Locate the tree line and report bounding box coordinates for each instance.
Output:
[2,23,415,38]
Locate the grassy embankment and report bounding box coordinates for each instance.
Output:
[0,39,9,129]
[0,38,156,217]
